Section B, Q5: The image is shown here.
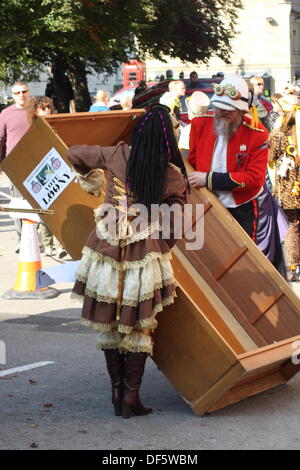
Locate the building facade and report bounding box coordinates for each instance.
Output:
[145,0,300,95]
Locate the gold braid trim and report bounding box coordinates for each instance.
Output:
[80,245,170,271]
[229,174,246,187]
[207,172,213,191]
[242,121,264,132]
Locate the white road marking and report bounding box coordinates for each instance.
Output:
[0,361,54,377]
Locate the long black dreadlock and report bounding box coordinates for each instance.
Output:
[126,104,189,208]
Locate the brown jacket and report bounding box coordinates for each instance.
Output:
[67,141,187,261]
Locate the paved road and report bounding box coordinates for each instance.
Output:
[0,173,300,451]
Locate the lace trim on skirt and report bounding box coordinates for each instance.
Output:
[78,292,177,355]
[73,277,175,307]
[79,245,168,271]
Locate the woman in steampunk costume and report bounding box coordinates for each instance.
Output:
[269,89,300,281]
[67,105,188,418]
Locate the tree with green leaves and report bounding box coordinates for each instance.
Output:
[0,0,243,111]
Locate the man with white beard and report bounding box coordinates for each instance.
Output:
[188,75,269,242]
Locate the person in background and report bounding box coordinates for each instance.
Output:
[89,90,110,112]
[247,80,273,190]
[166,69,174,80]
[188,76,288,275]
[188,75,268,243]
[120,95,133,111]
[186,91,210,121]
[245,84,288,276]
[0,81,30,252]
[159,80,186,123]
[178,91,210,158]
[67,105,188,419]
[250,76,273,129]
[26,95,55,125]
[45,65,74,113]
[268,93,283,132]
[189,71,200,89]
[269,88,300,281]
[26,96,68,259]
[283,84,300,100]
[134,80,147,97]
[266,93,284,191]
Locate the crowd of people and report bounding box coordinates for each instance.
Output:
[0,82,68,258]
[153,73,299,283]
[0,72,299,418]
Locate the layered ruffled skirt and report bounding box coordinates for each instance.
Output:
[72,244,177,355]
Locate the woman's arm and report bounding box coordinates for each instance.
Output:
[67,144,118,175]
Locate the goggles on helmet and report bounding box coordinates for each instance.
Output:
[213,83,248,102]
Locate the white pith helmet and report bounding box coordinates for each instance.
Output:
[211,75,249,112]
[186,91,210,119]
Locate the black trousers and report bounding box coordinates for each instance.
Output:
[227,199,258,242]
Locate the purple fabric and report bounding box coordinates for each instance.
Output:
[256,184,288,263]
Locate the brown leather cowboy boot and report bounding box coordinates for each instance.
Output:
[104,349,125,416]
[122,351,152,419]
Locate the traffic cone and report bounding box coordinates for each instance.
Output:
[2,219,59,299]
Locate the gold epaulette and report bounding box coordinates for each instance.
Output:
[242,121,265,132]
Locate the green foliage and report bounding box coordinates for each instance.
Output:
[134,0,243,64]
[0,0,242,83]
[0,0,242,116]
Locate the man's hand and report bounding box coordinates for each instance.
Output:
[188,171,207,188]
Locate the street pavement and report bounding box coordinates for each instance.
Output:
[0,172,300,451]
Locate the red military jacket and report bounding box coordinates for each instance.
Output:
[188,113,269,205]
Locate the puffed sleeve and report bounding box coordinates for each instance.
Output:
[67,144,117,175]
[67,141,130,196]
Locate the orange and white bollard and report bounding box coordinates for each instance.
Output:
[3,219,59,299]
